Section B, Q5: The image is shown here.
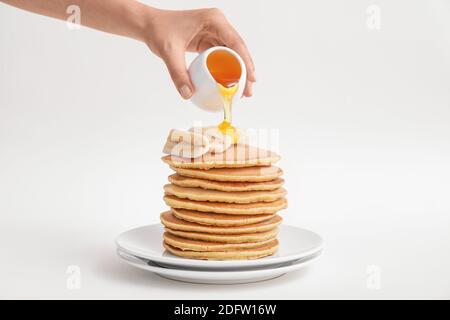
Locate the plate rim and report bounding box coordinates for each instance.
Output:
[117,248,321,280]
[115,224,323,269]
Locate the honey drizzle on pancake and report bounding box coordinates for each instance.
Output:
[206,50,241,144]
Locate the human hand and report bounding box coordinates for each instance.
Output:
[1,2,254,99]
[144,8,256,99]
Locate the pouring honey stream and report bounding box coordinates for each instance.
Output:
[206,50,242,144]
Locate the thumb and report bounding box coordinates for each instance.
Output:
[161,48,193,99]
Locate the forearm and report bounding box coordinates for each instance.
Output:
[1,0,156,42]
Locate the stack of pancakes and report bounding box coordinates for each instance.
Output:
[160,144,287,260]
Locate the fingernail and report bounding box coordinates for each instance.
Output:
[179,85,192,99]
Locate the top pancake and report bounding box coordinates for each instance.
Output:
[170,166,283,183]
[162,144,280,169]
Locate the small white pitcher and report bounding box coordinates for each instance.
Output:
[188,46,247,113]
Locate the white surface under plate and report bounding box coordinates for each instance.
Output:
[117,249,321,284]
[116,224,323,270]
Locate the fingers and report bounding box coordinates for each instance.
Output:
[218,23,256,97]
[243,80,253,97]
[231,39,256,83]
[233,42,256,97]
[161,47,194,99]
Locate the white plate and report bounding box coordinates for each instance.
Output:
[117,249,321,285]
[116,224,323,270]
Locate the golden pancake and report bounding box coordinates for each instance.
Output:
[163,195,287,215]
[172,208,275,226]
[163,239,279,260]
[170,166,283,183]
[165,227,278,244]
[168,174,284,192]
[163,232,275,251]
[160,211,282,234]
[164,184,287,204]
[162,144,280,169]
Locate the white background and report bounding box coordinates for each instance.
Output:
[1,0,449,299]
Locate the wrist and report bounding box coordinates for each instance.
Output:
[124,2,161,43]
